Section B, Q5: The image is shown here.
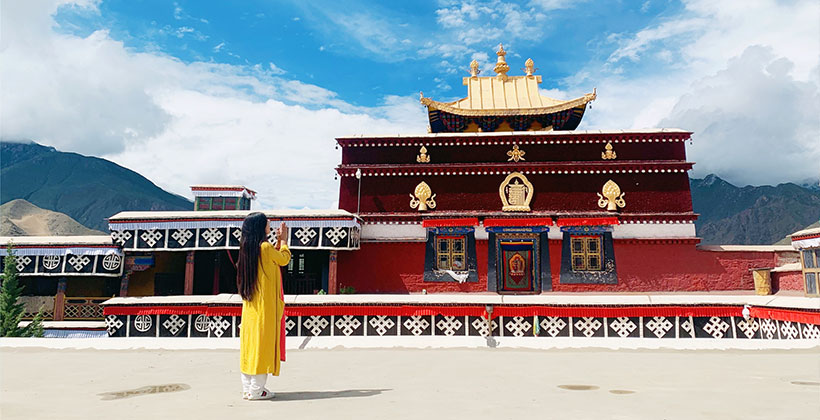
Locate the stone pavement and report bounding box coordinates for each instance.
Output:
[1,347,818,419]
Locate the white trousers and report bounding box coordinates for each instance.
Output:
[240,373,268,397]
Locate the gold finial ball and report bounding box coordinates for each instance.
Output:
[469,59,480,77]
[497,44,506,56]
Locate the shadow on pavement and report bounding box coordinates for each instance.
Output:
[272,389,390,401]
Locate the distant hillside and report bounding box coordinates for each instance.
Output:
[1,141,192,231]
[691,174,820,245]
[0,199,105,236]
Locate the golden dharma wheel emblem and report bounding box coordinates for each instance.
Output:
[499,172,533,212]
[601,142,616,160]
[416,146,430,163]
[597,179,626,211]
[507,144,526,162]
[410,181,436,211]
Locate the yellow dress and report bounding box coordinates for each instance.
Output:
[240,241,291,375]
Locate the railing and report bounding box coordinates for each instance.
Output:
[20,296,55,320]
[63,297,107,320]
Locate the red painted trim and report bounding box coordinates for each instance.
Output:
[422,218,479,227]
[491,305,741,319]
[104,304,820,325]
[484,217,553,227]
[750,307,820,325]
[556,217,620,227]
[6,245,119,249]
[109,217,354,224]
[792,233,820,241]
[103,305,208,315]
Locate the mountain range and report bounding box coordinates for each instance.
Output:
[0,199,105,236]
[1,141,192,231]
[690,174,820,244]
[1,140,818,245]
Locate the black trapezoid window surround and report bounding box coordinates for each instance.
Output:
[424,227,478,283]
[559,227,617,285]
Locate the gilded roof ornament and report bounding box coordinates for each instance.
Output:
[524,58,536,76]
[506,144,526,162]
[469,59,480,77]
[416,146,431,163]
[500,172,533,212]
[597,180,626,211]
[410,181,436,211]
[601,142,616,160]
[493,44,510,79]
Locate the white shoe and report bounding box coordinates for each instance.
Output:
[247,389,274,400]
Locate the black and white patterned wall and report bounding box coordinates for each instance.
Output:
[110,225,360,251]
[104,311,820,341]
[0,253,123,277]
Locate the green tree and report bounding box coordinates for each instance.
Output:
[0,245,44,337]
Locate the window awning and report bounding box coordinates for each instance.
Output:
[422,218,479,228]
[484,218,552,227]
[556,217,619,227]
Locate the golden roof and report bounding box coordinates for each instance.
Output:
[421,45,596,117]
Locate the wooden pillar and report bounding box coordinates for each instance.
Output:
[328,251,338,294]
[119,270,131,297]
[184,251,195,295]
[212,253,221,295]
[53,277,67,321]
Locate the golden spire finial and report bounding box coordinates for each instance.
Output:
[493,44,509,79]
[524,58,535,76]
[469,59,480,77]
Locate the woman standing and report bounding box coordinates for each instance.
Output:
[236,212,290,400]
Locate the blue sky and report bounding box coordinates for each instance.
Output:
[53,0,687,106]
[1,0,818,209]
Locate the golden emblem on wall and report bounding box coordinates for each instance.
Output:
[499,172,534,212]
[597,180,626,211]
[410,181,437,211]
[416,146,431,163]
[601,142,616,160]
[507,144,526,162]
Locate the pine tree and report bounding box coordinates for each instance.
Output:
[0,245,44,337]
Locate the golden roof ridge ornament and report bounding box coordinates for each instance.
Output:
[597,180,626,211]
[410,181,436,211]
[500,172,533,212]
[469,59,480,77]
[493,44,510,80]
[524,58,536,76]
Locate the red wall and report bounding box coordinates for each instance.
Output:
[339,172,694,214]
[773,271,803,291]
[341,142,687,165]
[337,240,782,293]
[337,241,488,293]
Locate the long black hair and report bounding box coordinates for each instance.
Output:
[236,212,269,301]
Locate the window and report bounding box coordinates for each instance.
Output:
[196,197,211,210]
[801,248,820,296]
[570,236,602,271]
[223,197,237,210]
[211,197,224,210]
[436,236,466,271]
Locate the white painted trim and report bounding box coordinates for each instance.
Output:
[100,292,820,310]
[2,337,817,351]
[361,224,426,241]
[698,245,797,252]
[612,223,696,239]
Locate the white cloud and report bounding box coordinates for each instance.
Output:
[662,46,820,185]
[0,0,425,209]
[570,0,820,185]
[212,42,225,52]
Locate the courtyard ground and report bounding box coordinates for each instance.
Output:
[1,346,818,419]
